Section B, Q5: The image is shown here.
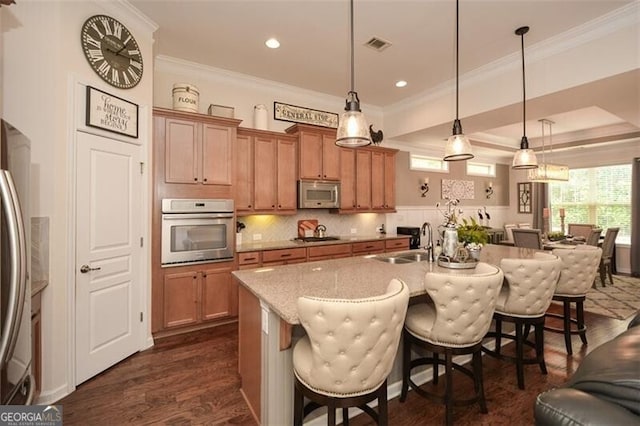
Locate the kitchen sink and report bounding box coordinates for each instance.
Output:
[371,256,414,264]
[397,253,430,262]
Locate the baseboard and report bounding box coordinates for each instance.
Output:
[35,382,72,405]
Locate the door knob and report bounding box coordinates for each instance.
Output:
[80,264,101,273]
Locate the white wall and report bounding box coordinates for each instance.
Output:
[1,0,155,403]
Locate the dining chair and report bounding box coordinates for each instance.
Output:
[586,228,602,247]
[517,223,532,229]
[504,224,517,243]
[598,227,619,287]
[400,263,504,425]
[512,228,543,249]
[482,252,562,389]
[546,246,602,354]
[293,278,409,426]
[567,223,595,240]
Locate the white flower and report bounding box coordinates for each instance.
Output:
[466,242,483,250]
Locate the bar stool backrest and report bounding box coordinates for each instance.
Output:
[552,246,602,296]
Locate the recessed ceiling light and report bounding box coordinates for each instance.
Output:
[395,80,407,88]
[265,38,280,49]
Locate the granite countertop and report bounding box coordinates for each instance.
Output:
[236,233,411,252]
[232,244,540,324]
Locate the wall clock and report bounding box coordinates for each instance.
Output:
[80,15,143,89]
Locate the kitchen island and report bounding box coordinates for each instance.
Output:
[232,244,541,425]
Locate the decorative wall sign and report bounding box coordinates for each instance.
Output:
[86,86,138,138]
[274,101,338,128]
[441,179,474,200]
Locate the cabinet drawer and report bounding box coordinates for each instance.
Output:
[238,251,261,266]
[385,238,410,251]
[308,244,352,259]
[262,247,307,263]
[352,241,385,253]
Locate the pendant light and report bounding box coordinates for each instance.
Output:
[512,26,538,169]
[335,0,371,147]
[443,0,473,161]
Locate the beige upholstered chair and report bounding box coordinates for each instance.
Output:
[483,252,561,389]
[512,228,543,249]
[586,228,602,247]
[293,279,409,426]
[546,246,602,354]
[568,223,595,240]
[400,263,504,425]
[518,223,532,229]
[598,227,619,287]
[504,224,517,243]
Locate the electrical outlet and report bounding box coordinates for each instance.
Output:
[350,228,357,234]
[253,233,262,241]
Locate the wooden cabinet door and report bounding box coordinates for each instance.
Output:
[355,150,372,210]
[339,148,356,210]
[202,123,233,185]
[253,136,277,210]
[276,138,297,211]
[201,266,234,321]
[322,134,341,180]
[235,134,254,212]
[165,118,199,183]
[298,132,323,180]
[163,271,199,328]
[371,151,385,209]
[384,152,396,210]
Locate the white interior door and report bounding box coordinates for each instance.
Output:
[75,131,142,385]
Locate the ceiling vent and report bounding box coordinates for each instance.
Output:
[365,36,392,52]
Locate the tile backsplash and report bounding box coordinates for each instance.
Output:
[237,211,386,242]
[31,216,50,284]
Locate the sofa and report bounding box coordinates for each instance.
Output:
[534,312,640,425]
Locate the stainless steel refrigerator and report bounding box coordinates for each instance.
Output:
[0,119,34,404]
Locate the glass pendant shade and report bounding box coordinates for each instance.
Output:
[444,129,473,161]
[512,137,538,169]
[336,92,371,147]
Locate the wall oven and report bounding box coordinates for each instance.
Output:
[161,199,234,267]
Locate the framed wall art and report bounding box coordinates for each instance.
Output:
[86,86,139,138]
[441,179,474,200]
[518,182,532,213]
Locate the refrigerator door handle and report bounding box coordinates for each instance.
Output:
[0,170,27,369]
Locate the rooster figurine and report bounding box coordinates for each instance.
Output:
[369,125,384,145]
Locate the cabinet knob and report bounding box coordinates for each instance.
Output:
[248,205,252,208]
[272,205,275,208]
[203,178,208,182]
[194,177,198,181]
[278,205,282,208]
[318,174,321,178]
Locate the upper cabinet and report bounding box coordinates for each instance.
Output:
[236,128,298,215]
[153,108,241,198]
[286,124,340,181]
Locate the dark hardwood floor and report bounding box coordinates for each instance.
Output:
[58,304,632,425]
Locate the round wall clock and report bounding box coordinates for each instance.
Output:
[80,15,143,89]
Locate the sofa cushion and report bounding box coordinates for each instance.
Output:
[565,325,640,415]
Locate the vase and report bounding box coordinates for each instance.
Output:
[468,248,481,260]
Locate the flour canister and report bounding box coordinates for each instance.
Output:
[172,83,199,113]
[253,104,268,130]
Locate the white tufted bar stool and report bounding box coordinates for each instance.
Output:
[399,263,504,426]
[545,246,602,354]
[293,278,409,426]
[482,252,561,390]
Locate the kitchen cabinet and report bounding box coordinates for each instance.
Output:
[383,151,396,211]
[339,148,356,211]
[307,243,352,261]
[371,150,397,211]
[352,240,385,255]
[162,262,236,330]
[355,150,372,210]
[160,111,236,186]
[238,251,262,270]
[240,128,297,215]
[385,238,410,251]
[234,133,254,212]
[261,247,307,266]
[286,124,340,181]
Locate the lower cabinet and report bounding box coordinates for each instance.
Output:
[352,241,386,255]
[163,262,236,330]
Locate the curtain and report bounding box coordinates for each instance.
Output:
[532,182,548,233]
[632,158,639,277]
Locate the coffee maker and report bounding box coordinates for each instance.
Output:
[396,226,421,249]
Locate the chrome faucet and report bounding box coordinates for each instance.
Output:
[421,222,435,262]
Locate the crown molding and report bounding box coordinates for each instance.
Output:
[96,0,158,35]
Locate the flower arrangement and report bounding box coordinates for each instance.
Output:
[465,242,483,251]
[457,217,489,246]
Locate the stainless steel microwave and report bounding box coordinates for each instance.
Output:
[297,180,340,209]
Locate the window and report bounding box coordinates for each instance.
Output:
[466,161,495,177]
[409,154,449,172]
[549,164,631,244]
